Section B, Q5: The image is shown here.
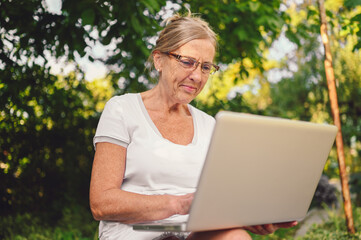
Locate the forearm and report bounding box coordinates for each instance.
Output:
[90,188,178,224]
[89,143,191,224]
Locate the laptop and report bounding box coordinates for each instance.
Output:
[133,111,338,232]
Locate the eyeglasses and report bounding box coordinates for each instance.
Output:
[163,52,220,75]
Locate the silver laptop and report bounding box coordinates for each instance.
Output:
[133,111,338,232]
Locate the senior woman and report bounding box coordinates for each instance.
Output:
[89,13,296,240]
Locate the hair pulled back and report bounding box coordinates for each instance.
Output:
[147,12,218,67]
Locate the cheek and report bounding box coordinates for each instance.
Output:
[169,71,182,86]
[162,67,177,82]
[168,61,184,78]
[171,69,189,84]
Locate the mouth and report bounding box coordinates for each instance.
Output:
[180,84,197,93]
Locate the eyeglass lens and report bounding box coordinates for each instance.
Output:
[167,52,218,74]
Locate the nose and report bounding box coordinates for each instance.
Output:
[189,63,203,83]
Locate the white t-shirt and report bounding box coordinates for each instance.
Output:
[93,93,215,240]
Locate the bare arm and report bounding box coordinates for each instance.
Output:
[89,142,193,224]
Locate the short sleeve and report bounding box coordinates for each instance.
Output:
[93,97,130,149]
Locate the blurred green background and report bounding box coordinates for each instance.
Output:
[1,0,361,239]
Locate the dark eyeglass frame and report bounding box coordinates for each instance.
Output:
[162,52,220,75]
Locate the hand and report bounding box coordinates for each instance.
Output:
[242,221,298,235]
[171,193,194,215]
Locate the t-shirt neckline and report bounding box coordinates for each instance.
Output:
[135,93,198,146]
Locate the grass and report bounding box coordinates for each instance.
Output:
[0,204,98,240]
[1,205,360,240]
[250,205,361,240]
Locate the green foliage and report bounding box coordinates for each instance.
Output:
[184,0,288,75]
[0,0,162,220]
[0,0,293,219]
[263,2,361,180]
[1,0,361,238]
[0,71,98,217]
[266,35,329,121]
[0,204,98,240]
[344,0,361,50]
[193,61,270,116]
[300,206,361,239]
[350,172,361,206]
[2,205,361,239]
[248,206,361,239]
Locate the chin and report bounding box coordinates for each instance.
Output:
[174,91,198,104]
[176,96,194,105]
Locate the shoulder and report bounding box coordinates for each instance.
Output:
[106,93,139,107]
[99,93,142,124]
[94,93,141,148]
[103,93,140,113]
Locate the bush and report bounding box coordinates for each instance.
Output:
[301,206,361,240]
[350,172,361,206]
[2,205,360,240]
[250,205,361,240]
[0,204,98,240]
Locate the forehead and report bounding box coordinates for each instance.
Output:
[176,39,215,62]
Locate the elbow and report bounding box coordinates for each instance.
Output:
[91,208,102,221]
[90,188,110,221]
[90,203,102,221]
[90,197,106,221]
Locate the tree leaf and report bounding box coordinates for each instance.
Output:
[351,13,361,22]
[143,0,161,14]
[81,9,95,26]
[344,0,361,8]
[249,1,260,12]
[131,15,142,34]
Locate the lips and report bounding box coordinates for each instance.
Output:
[180,84,197,93]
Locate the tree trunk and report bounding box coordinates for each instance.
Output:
[317,0,355,234]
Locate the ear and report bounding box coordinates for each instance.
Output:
[152,51,163,72]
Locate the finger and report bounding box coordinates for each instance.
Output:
[256,225,272,235]
[263,224,276,234]
[242,226,258,234]
[177,194,194,214]
[244,222,297,235]
[274,221,298,229]
[244,225,269,235]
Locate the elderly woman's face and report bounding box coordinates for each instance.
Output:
[158,39,215,104]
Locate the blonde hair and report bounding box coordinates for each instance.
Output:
[147,11,218,69]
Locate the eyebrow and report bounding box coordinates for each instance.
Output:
[182,54,214,64]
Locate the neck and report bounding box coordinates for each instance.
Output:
[141,85,189,115]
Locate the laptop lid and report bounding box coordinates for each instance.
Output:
[133,111,337,232]
[186,111,337,232]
